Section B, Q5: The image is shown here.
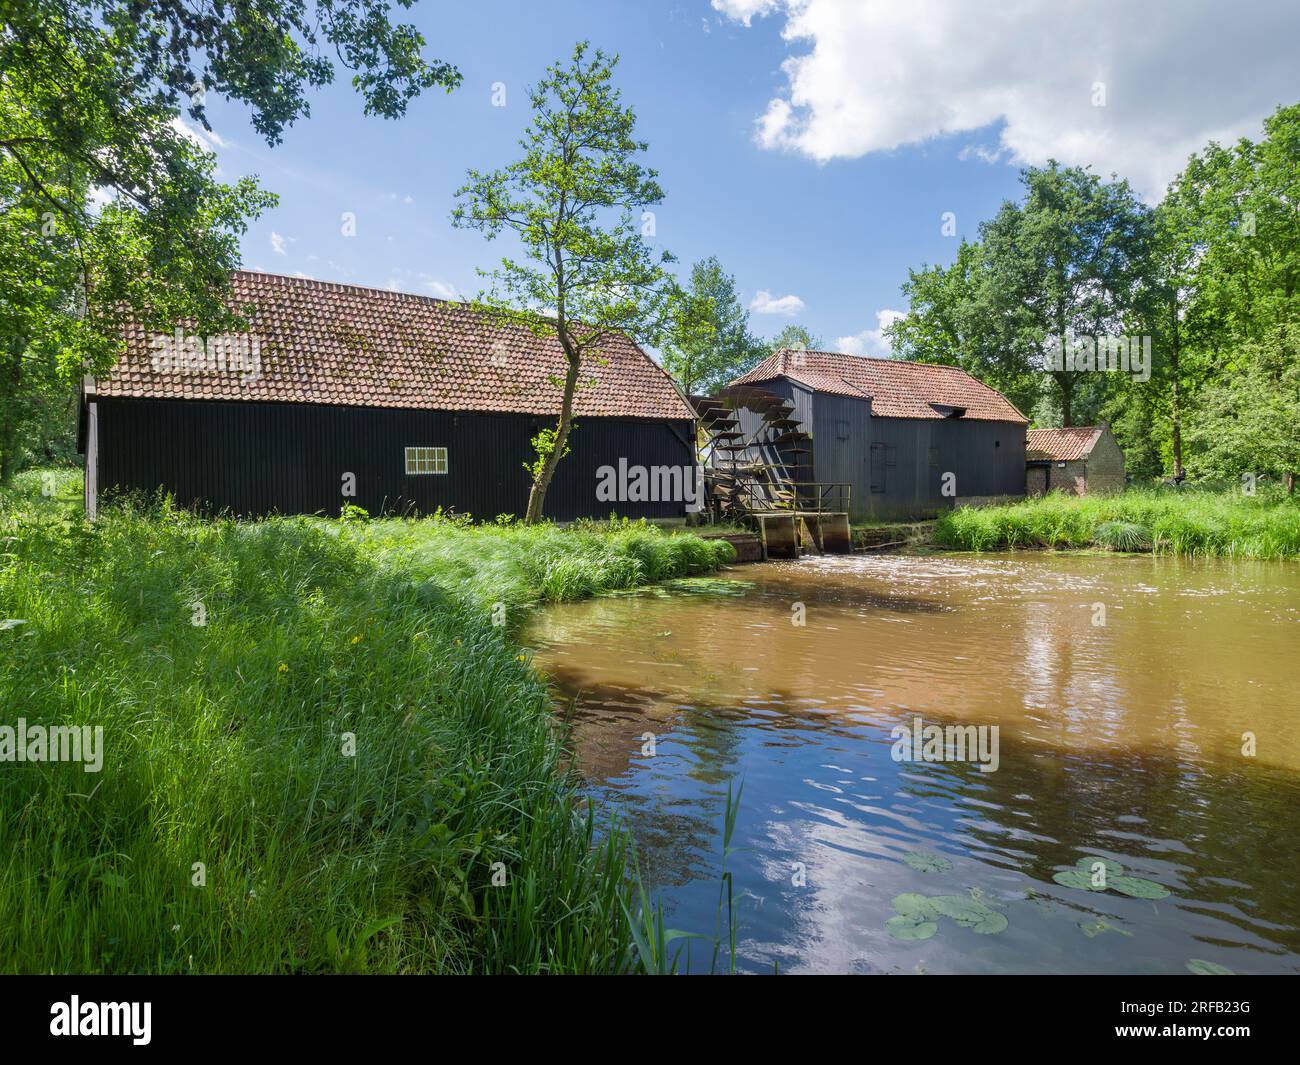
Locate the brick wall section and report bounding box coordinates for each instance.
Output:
[1024,423,1128,496]
[1048,460,1089,495]
[1083,426,1126,494]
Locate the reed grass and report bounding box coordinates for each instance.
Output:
[0,472,733,973]
[933,489,1300,559]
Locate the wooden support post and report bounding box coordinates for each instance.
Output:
[820,513,852,554]
[759,514,800,559]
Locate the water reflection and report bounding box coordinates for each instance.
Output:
[527,553,1300,974]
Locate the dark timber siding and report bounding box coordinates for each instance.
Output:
[90,396,694,521]
[724,374,1027,521]
[852,414,1026,520]
[810,391,872,513]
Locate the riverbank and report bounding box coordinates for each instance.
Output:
[933,489,1300,559]
[0,470,733,973]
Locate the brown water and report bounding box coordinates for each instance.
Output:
[526,552,1300,974]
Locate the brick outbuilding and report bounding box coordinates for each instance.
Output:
[1025,425,1125,496]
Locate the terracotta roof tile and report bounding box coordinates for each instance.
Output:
[97,271,694,420]
[730,349,1028,423]
[1025,427,1104,461]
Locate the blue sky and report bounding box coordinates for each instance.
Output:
[189,0,1300,357]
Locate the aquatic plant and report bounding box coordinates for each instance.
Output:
[886,888,1008,939]
[1051,857,1171,900]
[903,850,954,873]
[933,488,1300,559]
[625,778,745,974]
[886,893,940,940]
[1079,919,1132,938]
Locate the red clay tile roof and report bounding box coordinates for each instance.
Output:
[1025,426,1104,461]
[730,349,1028,423]
[96,271,694,420]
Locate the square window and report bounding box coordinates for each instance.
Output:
[405,446,448,475]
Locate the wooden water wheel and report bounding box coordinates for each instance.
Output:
[693,386,814,522]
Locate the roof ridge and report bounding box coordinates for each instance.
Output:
[770,346,983,373]
[234,269,459,307]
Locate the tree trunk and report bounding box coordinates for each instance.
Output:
[1054,371,1074,427]
[0,340,23,486]
[1055,300,1073,426]
[1287,472,1296,496]
[523,349,581,524]
[1170,292,1184,479]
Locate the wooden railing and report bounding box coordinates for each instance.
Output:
[724,476,851,515]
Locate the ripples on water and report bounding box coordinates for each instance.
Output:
[526,552,1300,974]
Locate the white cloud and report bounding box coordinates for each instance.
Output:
[269,231,287,255]
[718,0,1300,198]
[169,116,227,152]
[835,309,906,358]
[424,279,460,300]
[711,0,778,27]
[750,289,805,316]
[958,143,1008,166]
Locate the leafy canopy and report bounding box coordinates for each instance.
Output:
[0,0,459,479]
[451,41,676,521]
[452,41,675,360]
[662,256,765,395]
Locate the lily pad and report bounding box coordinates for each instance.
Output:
[1053,869,1104,891]
[969,910,1009,935]
[903,851,953,874]
[1109,875,1171,900]
[886,914,938,940]
[1187,959,1234,975]
[929,894,1008,934]
[930,894,986,922]
[1076,863,1128,889]
[891,892,938,921]
[1079,919,1133,938]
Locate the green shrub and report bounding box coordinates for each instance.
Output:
[1095,520,1153,551]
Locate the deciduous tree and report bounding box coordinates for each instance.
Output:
[452,42,675,523]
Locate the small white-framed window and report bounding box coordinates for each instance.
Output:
[405,446,448,475]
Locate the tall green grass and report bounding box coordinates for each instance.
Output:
[347,513,734,617]
[933,489,1300,559]
[0,476,733,973]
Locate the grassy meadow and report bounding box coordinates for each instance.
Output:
[935,488,1300,559]
[0,469,734,973]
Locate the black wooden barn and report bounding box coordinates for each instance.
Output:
[80,271,697,521]
[713,349,1028,521]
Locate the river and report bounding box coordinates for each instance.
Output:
[525,552,1300,974]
